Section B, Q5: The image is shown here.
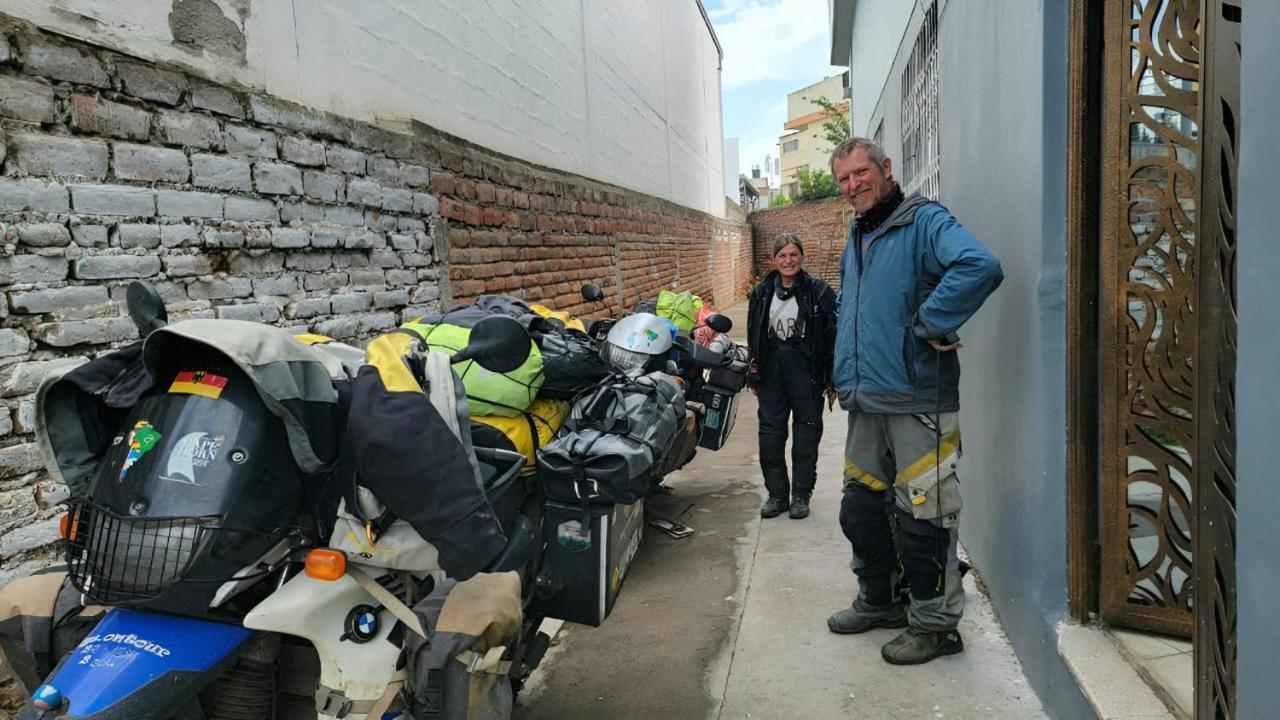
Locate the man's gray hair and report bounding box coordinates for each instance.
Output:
[829,137,888,172]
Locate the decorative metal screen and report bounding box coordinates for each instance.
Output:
[1194,1,1240,716]
[1099,0,1199,637]
[900,1,939,200]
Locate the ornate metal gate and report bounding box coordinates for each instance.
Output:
[1095,0,1240,713]
[1099,0,1201,637]
[1083,0,1239,713]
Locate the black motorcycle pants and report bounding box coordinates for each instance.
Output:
[756,340,823,501]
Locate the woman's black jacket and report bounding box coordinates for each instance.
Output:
[746,270,837,390]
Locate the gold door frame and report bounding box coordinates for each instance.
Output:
[1067,0,1105,622]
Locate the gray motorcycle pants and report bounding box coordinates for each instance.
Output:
[837,410,965,632]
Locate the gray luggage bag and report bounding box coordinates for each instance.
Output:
[537,371,686,505]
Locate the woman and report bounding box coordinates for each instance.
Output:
[746,235,837,520]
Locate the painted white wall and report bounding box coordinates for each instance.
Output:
[846,0,915,136]
[0,0,726,216]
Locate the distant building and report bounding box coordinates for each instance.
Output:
[746,165,775,209]
[776,74,849,199]
[738,175,760,212]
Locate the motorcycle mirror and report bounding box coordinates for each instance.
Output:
[581,283,604,302]
[126,281,168,337]
[452,315,530,374]
[705,314,732,334]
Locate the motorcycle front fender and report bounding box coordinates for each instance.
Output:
[19,608,249,720]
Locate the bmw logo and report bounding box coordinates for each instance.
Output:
[343,604,381,643]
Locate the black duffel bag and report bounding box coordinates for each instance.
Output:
[538,372,685,505]
[539,329,609,400]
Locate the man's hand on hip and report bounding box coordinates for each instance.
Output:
[928,338,964,352]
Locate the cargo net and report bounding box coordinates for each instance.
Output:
[64,499,215,604]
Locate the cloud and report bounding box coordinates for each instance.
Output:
[710,0,831,90]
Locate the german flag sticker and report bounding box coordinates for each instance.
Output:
[169,370,228,399]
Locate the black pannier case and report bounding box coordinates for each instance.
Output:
[697,384,739,450]
[534,499,644,627]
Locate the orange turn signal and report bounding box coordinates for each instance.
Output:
[304,549,346,581]
[59,512,79,542]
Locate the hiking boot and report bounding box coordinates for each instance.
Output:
[827,598,908,634]
[760,497,789,518]
[881,627,965,665]
[788,497,810,519]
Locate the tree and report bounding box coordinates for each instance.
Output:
[768,193,792,208]
[806,95,852,148]
[795,168,839,202]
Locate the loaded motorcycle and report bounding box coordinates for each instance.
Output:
[9,281,746,720]
[13,282,546,720]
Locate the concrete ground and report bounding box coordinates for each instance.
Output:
[518,301,1046,719]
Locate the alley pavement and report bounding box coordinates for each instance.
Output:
[519,301,1046,719]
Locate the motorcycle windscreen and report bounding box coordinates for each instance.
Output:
[90,390,246,518]
[40,609,248,717]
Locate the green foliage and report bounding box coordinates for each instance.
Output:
[795,168,839,202]
[768,193,792,208]
[808,95,851,148]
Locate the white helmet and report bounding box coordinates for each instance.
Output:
[602,313,673,374]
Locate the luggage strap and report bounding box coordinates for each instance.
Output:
[574,464,593,530]
[455,645,513,675]
[568,432,607,527]
[347,565,426,638]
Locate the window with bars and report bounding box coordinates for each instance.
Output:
[900,1,939,200]
[782,139,800,153]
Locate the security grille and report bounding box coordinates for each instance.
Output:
[65,499,215,604]
[900,2,939,200]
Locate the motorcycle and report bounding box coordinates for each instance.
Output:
[15,281,548,720]
[11,281,745,720]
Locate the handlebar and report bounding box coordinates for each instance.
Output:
[672,335,730,369]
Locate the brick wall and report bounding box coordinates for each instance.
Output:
[0,15,751,583]
[437,154,751,318]
[748,197,851,289]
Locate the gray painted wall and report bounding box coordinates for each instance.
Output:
[846,0,914,136]
[937,2,1092,717]
[859,1,922,170]
[1235,1,1280,715]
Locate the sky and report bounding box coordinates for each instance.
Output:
[704,0,845,186]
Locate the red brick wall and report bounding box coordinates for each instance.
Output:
[432,139,752,318]
[709,202,752,312]
[749,197,851,289]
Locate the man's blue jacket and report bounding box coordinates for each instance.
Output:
[834,193,1003,414]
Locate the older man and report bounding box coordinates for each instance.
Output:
[825,138,1003,665]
